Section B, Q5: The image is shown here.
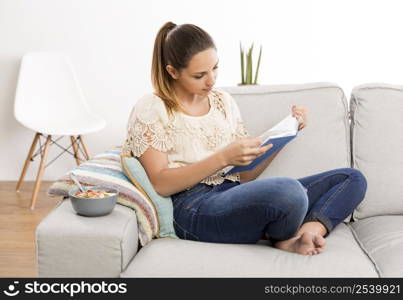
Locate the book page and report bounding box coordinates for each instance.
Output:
[258,114,299,146]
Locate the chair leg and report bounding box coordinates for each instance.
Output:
[30,135,52,210]
[70,136,81,165]
[16,132,41,192]
[79,135,91,160]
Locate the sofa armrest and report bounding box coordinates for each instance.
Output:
[36,199,139,277]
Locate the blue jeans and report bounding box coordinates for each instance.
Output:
[171,168,367,244]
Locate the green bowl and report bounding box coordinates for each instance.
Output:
[68,186,118,217]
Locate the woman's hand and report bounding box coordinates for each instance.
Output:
[292,105,308,131]
[220,138,273,167]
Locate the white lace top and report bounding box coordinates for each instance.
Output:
[122,89,249,186]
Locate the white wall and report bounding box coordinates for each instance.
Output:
[1,0,403,180]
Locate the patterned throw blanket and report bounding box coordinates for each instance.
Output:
[47,146,158,246]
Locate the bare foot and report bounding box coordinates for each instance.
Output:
[274,232,326,255]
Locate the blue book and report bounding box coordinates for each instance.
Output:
[224,115,299,175]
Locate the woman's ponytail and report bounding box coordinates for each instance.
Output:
[151,22,178,117]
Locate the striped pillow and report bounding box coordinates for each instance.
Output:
[121,154,177,239]
[47,146,156,246]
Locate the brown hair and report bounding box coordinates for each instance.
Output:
[151,22,216,117]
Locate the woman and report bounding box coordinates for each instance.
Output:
[122,21,367,255]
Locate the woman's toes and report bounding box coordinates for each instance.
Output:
[315,235,326,248]
[307,248,322,255]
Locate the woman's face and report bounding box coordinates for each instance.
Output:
[167,47,219,96]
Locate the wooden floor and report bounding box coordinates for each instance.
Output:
[0,181,60,277]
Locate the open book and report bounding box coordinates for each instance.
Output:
[224,114,299,175]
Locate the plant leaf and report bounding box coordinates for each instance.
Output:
[250,53,253,84]
[248,45,253,84]
[240,42,245,84]
[246,47,250,84]
[253,45,262,84]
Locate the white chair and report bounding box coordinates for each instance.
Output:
[14,52,106,209]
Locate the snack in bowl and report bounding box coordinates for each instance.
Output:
[74,189,116,199]
[68,186,118,217]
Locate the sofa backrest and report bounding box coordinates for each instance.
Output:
[222,82,351,179]
[350,83,403,220]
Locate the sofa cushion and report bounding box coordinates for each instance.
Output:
[121,223,378,277]
[222,83,351,179]
[350,83,403,219]
[36,199,138,277]
[121,154,177,239]
[350,215,403,277]
[47,147,157,246]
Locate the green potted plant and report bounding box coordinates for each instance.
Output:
[239,42,262,85]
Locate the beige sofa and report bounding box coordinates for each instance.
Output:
[36,82,403,277]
